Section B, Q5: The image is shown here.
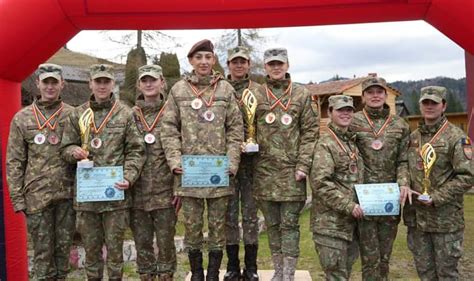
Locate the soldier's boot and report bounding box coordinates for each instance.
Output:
[206,250,223,281]
[140,273,157,281]
[224,244,241,281]
[242,244,259,281]
[270,254,283,281]
[282,256,298,281]
[158,273,173,281]
[188,249,205,281]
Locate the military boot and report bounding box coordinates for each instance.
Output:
[270,253,283,281]
[223,244,241,281]
[139,273,156,281]
[242,244,259,281]
[282,256,298,281]
[158,273,173,281]
[189,249,205,281]
[206,250,223,281]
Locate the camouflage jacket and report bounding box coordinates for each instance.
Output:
[60,95,145,212]
[6,99,75,214]
[253,74,320,201]
[131,96,173,210]
[351,105,410,221]
[310,123,364,241]
[403,116,473,232]
[160,71,244,198]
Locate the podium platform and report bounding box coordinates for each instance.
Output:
[185,270,312,280]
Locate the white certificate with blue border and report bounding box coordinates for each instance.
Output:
[76,166,124,202]
[355,183,400,216]
[182,155,229,187]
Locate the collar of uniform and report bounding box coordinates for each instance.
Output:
[34,98,62,111]
[328,122,353,141]
[135,98,165,114]
[186,70,222,86]
[419,115,447,134]
[364,104,390,119]
[265,73,291,91]
[89,93,115,110]
[227,74,250,92]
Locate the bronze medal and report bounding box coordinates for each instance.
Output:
[144,133,156,144]
[265,112,276,124]
[34,133,46,145]
[416,160,424,170]
[191,98,203,110]
[47,132,59,145]
[281,113,293,125]
[203,110,215,122]
[371,139,383,150]
[91,137,102,149]
[349,162,358,174]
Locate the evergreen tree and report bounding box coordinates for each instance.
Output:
[153,52,181,90]
[445,90,464,113]
[120,46,147,106]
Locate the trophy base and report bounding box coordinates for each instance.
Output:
[244,143,259,153]
[78,159,94,168]
[418,194,431,202]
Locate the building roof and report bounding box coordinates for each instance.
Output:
[305,76,402,96]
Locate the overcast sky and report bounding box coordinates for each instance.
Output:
[67,20,466,84]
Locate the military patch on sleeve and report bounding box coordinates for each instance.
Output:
[310,95,319,116]
[462,137,472,160]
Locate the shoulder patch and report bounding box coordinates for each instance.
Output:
[461,137,471,146]
[462,137,472,160]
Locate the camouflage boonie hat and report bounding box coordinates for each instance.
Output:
[264,48,288,64]
[89,64,115,80]
[37,63,63,81]
[329,95,355,110]
[362,77,388,92]
[227,46,250,62]
[419,86,447,103]
[138,65,163,80]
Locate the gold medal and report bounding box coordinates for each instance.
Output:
[349,162,358,174]
[144,133,156,144]
[191,98,203,110]
[203,110,215,122]
[47,132,59,145]
[371,139,383,150]
[281,113,293,125]
[91,137,102,149]
[34,133,46,145]
[265,112,276,124]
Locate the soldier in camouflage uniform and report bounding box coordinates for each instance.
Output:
[131,65,176,281]
[6,63,76,281]
[350,77,410,280]
[60,64,145,281]
[253,48,319,281]
[223,46,260,281]
[310,95,364,281]
[160,39,244,281]
[404,86,473,281]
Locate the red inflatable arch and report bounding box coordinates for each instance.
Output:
[1,0,473,279]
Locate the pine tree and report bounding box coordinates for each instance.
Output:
[120,46,147,106]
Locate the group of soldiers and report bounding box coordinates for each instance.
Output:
[5,38,473,281]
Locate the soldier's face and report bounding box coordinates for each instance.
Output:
[330,107,354,129]
[420,99,446,124]
[90,77,115,102]
[363,86,387,109]
[138,76,163,98]
[264,61,288,80]
[188,51,216,77]
[228,57,250,80]
[36,77,64,102]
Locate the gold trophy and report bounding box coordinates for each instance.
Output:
[77,108,94,168]
[241,89,259,153]
[419,143,436,201]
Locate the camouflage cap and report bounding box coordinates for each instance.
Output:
[187,39,214,58]
[362,77,387,92]
[89,64,115,80]
[37,63,63,81]
[329,95,355,110]
[227,46,250,62]
[264,48,288,64]
[138,64,163,80]
[419,86,447,103]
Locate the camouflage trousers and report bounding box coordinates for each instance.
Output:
[182,196,230,251]
[313,233,359,281]
[26,199,75,280]
[257,200,305,257]
[76,209,129,279]
[225,159,259,245]
[130,208,177,275]
[358,217,399,280]
[407,226,463,281]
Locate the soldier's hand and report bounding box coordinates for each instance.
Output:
[172,196,182,214]
[114,179,130,190]
[295,170,306,182]
[72,147,89,160]
[352,204,364,219]
[173,167,183,175]
[400,185,410,206]
[240,142,247,153]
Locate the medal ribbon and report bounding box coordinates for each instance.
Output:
[32,102,64,131]
[417,119,449,157]
[362,108,392,138]
[265,81,293,111]
[91,101,118,134]
[327,128,357,160]
[136,101,168,132]
[188,80,218,108]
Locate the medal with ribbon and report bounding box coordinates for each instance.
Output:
[362,108,392,150]
[327,127,358,174]
[90,101,118,149]
[32,102,64,145]
[265,81,293,125]
[137,101,168,144]
[187,79,218,122]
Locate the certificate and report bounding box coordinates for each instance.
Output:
[354,183,400,216]
[76,166,124,202]
[182,155,229,188]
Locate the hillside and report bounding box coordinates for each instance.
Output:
[46,47,123,69]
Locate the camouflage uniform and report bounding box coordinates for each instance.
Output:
[350,78,410,281]
[6,64,76,280]
[310,96,363,281]
[404,86,474,281]
[60,64,145,280]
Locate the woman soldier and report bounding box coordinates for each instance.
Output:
[131,65,177,281]
[160,39,244,281]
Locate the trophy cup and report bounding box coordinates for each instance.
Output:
[418,143,436,201]
[78,108,94,168]
[241,89,259,153]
